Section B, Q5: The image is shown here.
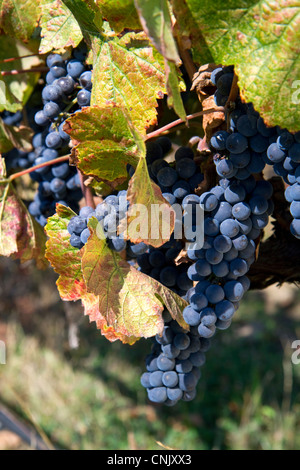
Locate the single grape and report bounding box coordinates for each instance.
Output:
[77,89,91,107]
[67,59,85,78]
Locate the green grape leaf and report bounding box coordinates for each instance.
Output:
[0,118,33,153]
[39,0,83,54]
[171,0,213,66]
[62,0,103,37]
[0,37,41,113]
[134,0,186,120]
[45,204,138,344]
[134,0,181,64]
[0,0,41,41]
[64,105,144,186]
[123,156,176,248]
[90,30,166,133]
[96,0,141,33]
[82,217,188,339]
[183,0,300,131]
[0,159,47,268]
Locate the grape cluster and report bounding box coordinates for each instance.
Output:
[1,111,33,170]
[141,309,211,405]
[140,175,273,405]
[211,65,235,107]
[1,108,83,227]
[143,136,204,196]
[1,110,23,126]
[211,100,268,181]
[210,66,300,239]
[27,47,93,226]
[136,240,193,297]
[27,131,82,226]
[265,131,300,239]
[67,190,129,252]
[183,177,273,330]
[35,50,91,129]
[139,67,280,405]
[5,52,299,407]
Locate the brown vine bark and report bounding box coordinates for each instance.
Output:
[191,63,226,142]
[248,228,300,289]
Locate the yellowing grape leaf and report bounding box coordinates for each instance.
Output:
[82,217,188,339]
[134,0,180,64]
[182,0,300,131]
[134,0,186,120]
[90,30,166,133]
[62,2,166,132]
[45,204,139,344]
[0,0,41,41]
[0,118,33,153]
[124,156,175,248]
[0,158,47,268]
[64,105,144,186]
[45,204,85,300]
[96,0,141,33]
[0,37,41,113]
[81,292,138,344]
[39,0,83,54]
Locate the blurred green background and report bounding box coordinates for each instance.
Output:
[0,257,299,450]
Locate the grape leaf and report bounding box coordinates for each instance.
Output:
[64,105,144,186]
[171,0,213,66]
[183,0,300,131]
[0,159,47,267]
[62,0,103,37]
[124,156,176,248]
[81,292,138,345]
[39,0,83,54]
[82,217,188,339]
[45,204,138,344]
[0,118,33,153]
[134,0,186,120]
[65,105,175,247]
[90,30,166,133]
[45,204,86,300]
[62,2,166,132]
[134,0,181,64]
[96,0,141,33]
[0,37,41,113]
[0,0,41,41]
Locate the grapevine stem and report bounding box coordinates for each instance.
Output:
[9,155,70,181]
[1,67,48,76]
[172,17,197,82]
[60,97,78,117]
[77,170,95,209]
[175,39,197,83]
[0,53,46,64]
[145,108,225,141]
[226,73,239,106]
